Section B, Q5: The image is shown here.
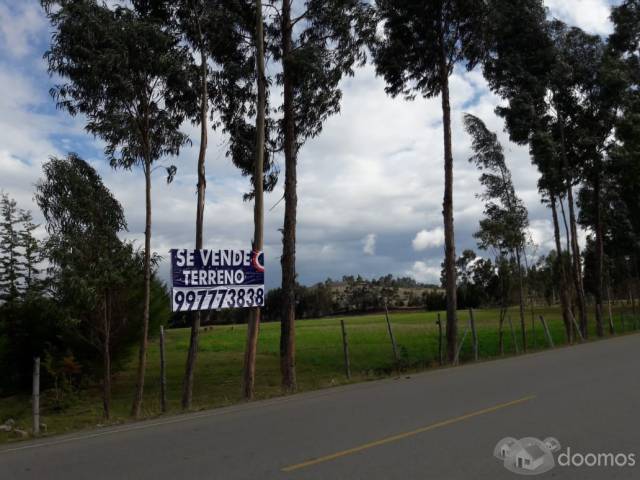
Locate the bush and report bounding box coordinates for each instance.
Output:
[0,295,66,396]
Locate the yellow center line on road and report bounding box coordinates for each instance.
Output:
[281,394,536,473]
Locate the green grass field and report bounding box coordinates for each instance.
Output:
[1,304,638,443]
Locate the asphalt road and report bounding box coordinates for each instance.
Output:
[1,333,639,479]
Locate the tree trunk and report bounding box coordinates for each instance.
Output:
[280,0,297,392]
[559,196,572,258]
[438,15,457,363]
[182,44,209,411]
[566,184,588,338]
[515,247,527,352]
[607,283,615,335]
[593,169,604,337]
[102,291,111,420]
[243,0,266,400]
[558,112,588,339]
[550,194,573,343]
[131,158,152,418]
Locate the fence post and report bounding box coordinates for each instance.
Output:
[384,299,400,372]
[160,325,167,413]
[453,323,469,366]
[436,312,443,366]
[33,357,40,436]
[469,309,479,361]
[507,315,519,354]
[538,315,554,348]
[569,310,585,342]
[340,320,351,380]
[607,286,615,335]
[498,308,505,356]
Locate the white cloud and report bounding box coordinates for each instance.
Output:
[545,0,613,35]
[412,227,445,251]
[529,219,556,253]
[0,3,46,59]
[407,261,441,284]
[0,2,602,289]
[362,233,376,255]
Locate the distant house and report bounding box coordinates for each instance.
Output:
[515,444,546,471]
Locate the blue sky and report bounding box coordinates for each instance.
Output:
[0,0,616,290]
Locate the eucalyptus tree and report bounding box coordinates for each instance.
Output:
[237,0,269,400]
[268,0,375,391]
[534,148,575,341]
[373,0,487,362]
[546,23,623,338]
[482,8,600,338]
[43,0,192,417]
[608,0,640,305]
[167,0,214,410]
[480,0,579,339]
[36,154,129,419]
[464,114,530,349]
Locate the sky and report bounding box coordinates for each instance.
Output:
[0,0,617,290]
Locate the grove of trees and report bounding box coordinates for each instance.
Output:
[0,0,638,419]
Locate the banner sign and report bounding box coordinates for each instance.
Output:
[170,249,265,312]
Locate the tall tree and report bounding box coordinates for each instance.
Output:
[373,0,486,362]
[609,0,640,308]
[482,9,599,338]
[242,0,267,400]
[0,194,25,304]
[464,114,530,348]
[270,0,375,391]
[43,0,191,417]
[549,23,620,338]
[17,210,42,294]
[36,154,129,419]
[170,0,213,410]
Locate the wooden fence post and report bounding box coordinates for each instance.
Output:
[538,315,555,348]
[530,310,536,350]
[33,357,40,436]
[340,320,351,379]
[436,312,443,366]
[569,310,585,342]
[469,309,479,361]
[607,286,615,335]
[507,315,519,354]
[498,308,505,356]
[160,326,167,413]
[453,323,469,366]
[384,299,400,371]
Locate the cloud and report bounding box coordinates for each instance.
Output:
[362,233,377,255]
[529,219,556,253]
[545,0,613,35]
[407,261,441,285]
[0,3,47,59]
[412,227,445,251]
[0,1,601,290]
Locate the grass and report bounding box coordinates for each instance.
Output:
[1,304,638,443]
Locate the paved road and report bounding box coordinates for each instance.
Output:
[1,334,639,479]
